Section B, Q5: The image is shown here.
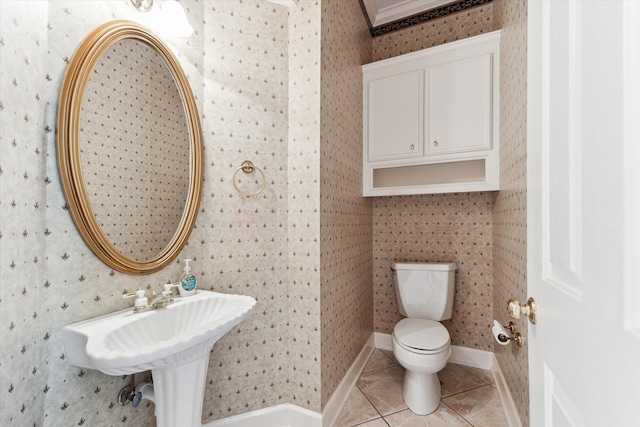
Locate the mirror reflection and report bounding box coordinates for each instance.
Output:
[79,38,190,261]
[57,20,203,274]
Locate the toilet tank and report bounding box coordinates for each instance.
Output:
[393,262,456,320]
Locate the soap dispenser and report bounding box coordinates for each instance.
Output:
[179,259,197,297]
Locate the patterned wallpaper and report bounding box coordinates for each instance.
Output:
[370,4,496,352]
[372,193,494,349]
[1,0,373,425]
[319,0,373,408]
[492,0,529,425]
[1,0,530,426]
[0,2,184,426]
[199,0,294,419]
[81,38,190,260]
[371,3,494,61]
[285,0,323,412]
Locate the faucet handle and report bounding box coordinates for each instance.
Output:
[163,284,174,297]
[123,289,149,311]
[123,289,146,298]
[165,282,181,297]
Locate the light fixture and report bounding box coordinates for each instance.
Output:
[128,0,193,38]
[159,0,194,37]
[130,0,153,13]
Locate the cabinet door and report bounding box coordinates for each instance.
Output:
[427,54,493,154]
[367,70,424,161]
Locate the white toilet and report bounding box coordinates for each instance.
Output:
[391,262,456,415]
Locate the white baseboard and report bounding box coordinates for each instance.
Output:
[374,332,493,370]
[204,403,321,427]
[492,354,523,427]
[321,334,375,427]
[374,331,393,350]
[450,345,493,369]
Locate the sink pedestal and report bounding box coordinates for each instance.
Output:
[152,354,210,427]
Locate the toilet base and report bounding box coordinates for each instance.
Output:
[403,370,441,415]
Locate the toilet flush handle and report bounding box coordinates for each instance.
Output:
[507,297,537,324]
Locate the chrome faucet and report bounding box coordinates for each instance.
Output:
[124,284,180,313]
[149,294,173,309]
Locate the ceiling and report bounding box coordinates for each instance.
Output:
[361,0,459,28]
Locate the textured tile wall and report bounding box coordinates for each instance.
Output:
[492,0,529,425]
[370,5,496,352]
[319,0,373,408]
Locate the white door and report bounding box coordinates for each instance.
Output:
[527,1,640,426]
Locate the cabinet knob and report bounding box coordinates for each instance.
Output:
[410,144,415,150]
[433,140,438,147]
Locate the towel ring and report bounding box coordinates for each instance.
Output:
[233,161,266,197]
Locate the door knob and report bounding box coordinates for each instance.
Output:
[507,297,536,324]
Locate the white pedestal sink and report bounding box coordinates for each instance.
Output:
[62,290,256,427]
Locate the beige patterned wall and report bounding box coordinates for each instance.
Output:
[199,1,295,419]
[1,0,374,424]
[0,1,531,426]
[373,193,494,349]
[286,0,323,412]
[371,4,497,352]
[1,2,199,425]
[319,0,373,408]
[492,0,529,425]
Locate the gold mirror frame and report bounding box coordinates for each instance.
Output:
[57,20,203,275]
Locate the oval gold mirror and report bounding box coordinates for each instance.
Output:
[57,20,203,275]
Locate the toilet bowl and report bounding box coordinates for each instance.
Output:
[391,262,456,415]
[392,318,451,414]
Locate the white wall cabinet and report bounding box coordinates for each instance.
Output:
[363,30,500,196]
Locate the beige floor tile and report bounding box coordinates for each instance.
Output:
[380,349,398,364]
[357,365,408,416]
[363,349,397,373]
[443,385,508,427]
[334,387,380,427]
[355,418,389,427]
[439,363,489,397]
[384,405,472,427]
[459,365,495,385]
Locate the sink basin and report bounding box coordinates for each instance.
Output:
[62,290,256,426]
[62,290,256,376]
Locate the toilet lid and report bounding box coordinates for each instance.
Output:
[394,318,450,351]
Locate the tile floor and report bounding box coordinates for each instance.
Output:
[335,349,508,427]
